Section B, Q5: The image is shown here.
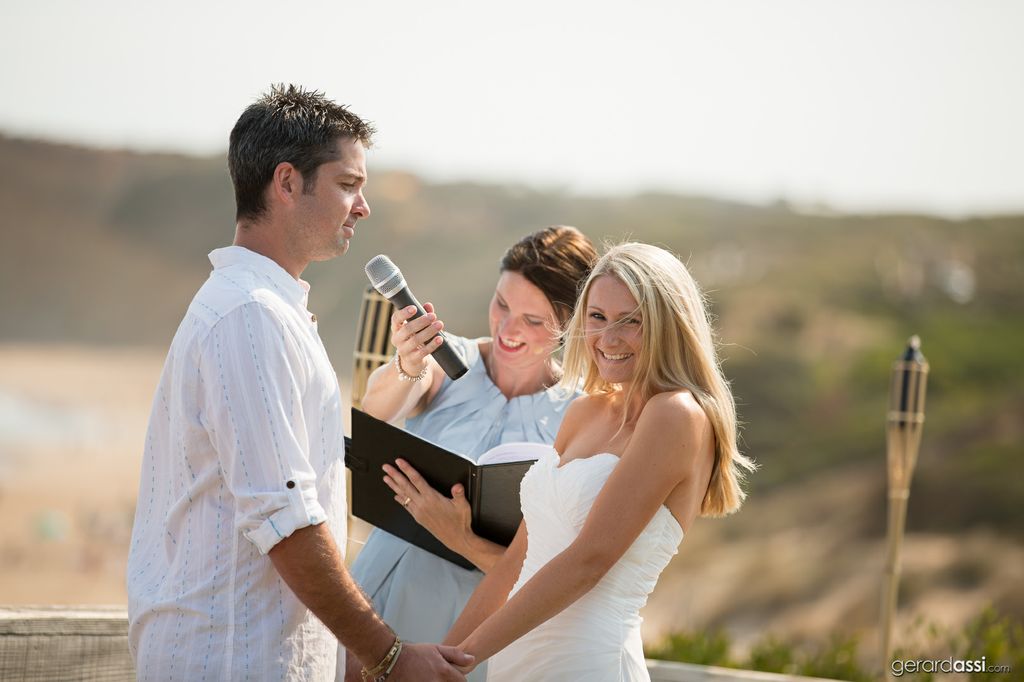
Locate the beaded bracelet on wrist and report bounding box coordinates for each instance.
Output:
[394,353,428,382]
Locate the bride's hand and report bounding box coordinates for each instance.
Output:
[383,459,473,553]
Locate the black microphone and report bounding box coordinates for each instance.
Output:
[364,255,469,381]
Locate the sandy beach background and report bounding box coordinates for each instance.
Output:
[1,134,1021,665]
[2,343,1020,656]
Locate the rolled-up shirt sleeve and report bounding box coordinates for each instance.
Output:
[199,301,327,554]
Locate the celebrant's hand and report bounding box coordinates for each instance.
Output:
[383,458,473,553]
[391,302,446,376]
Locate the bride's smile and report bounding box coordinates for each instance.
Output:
[585,275,643,385]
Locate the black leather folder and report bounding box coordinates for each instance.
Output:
[345,408,539,571]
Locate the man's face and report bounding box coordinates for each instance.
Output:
[291,136,370,262]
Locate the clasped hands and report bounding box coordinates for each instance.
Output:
[382,459,473,557]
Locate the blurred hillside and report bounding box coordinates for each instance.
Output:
[1,134,1021,650]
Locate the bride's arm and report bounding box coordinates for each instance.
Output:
[456,392,713,664]
[443,520,529,646]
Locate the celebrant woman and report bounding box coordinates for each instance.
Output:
[342,225,597,681]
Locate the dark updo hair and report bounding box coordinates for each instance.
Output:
[500,226,598,325]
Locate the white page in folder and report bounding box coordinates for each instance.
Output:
[476,442,552,466]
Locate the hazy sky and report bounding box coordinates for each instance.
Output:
[2,0,1022,216]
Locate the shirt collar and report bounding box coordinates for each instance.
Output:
[208,246,310,307]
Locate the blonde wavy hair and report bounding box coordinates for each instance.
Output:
[560,242,754,516]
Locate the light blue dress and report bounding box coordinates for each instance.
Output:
[348,335,576,681]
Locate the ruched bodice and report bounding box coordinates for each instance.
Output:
[488,449,684,681]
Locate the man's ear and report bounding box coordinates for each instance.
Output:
[270,162,303,207]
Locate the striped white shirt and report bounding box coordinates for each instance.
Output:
[127,246,347,681]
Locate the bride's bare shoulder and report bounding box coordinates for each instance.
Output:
[643,389,705,416]
[636,390,709,440]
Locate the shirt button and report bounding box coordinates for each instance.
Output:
[310,313,317,323]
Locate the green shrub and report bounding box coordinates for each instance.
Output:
[644,628,735,667]
[747,634,797,674]
[647,606,1022,681]
[798,633,873,681]
[955,606,1024,681]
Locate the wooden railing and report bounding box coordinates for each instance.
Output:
[0,606,846,682]
[0,606,133,682]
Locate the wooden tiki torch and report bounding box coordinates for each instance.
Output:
[351,285,395,409]
[346,286,394,546]
[880,335,929,674]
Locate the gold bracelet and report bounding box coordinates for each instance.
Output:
[361,636,403,682]
[381,639,403,680]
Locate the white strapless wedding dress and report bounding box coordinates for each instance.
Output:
[487,448,684,681]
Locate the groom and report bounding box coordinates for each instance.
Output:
[126,84,471,681]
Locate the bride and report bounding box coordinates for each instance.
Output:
[442,242,755,681]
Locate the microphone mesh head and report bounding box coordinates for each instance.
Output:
[365,255,406,299]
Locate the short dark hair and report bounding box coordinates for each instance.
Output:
[500,226,598,325]
[228,84,376,221]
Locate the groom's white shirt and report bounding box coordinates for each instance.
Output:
[127,246,347,680]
